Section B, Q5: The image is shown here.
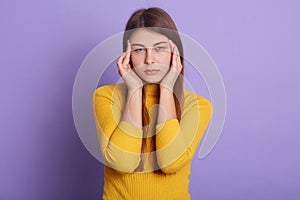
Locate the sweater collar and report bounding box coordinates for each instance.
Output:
[144,83,160,97]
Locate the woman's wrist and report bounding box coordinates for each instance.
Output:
[122,87,143,129]
[160,84,174,94]
[127,87,143,96]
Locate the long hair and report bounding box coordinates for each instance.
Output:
[122,7,184,172]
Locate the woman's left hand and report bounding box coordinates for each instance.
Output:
[160,40,183,90]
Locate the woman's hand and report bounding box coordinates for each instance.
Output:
[117,40,143,92]
[160,40,183,91]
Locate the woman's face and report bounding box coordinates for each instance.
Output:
[129,28,172,84]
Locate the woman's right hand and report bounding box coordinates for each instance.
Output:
[117,40,143,91]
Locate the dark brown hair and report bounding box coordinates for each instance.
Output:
[122,7,184,172]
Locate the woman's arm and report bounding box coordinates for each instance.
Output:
[119,40,143,128]
[157,40,182,124]
[156,86,177,124]
[121,88,143,128]
[155,94,212,174]
[93,86,143,173]
[93,41,144,173]
[156,40,212,173]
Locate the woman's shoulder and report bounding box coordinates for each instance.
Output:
[94,83,127,97]
[183,89,212,109]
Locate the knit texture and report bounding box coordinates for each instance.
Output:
[93,83,212,200]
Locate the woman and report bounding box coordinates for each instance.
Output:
[93,7,212,200]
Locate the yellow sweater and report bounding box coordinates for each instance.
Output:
[93,83,212,200]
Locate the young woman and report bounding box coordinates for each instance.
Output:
[93,7,212,200]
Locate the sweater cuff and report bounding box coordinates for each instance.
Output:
[155,119,180,149]
[109,121,143,153]
[118,121,143,138]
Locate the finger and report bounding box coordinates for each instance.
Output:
[168,39,173,53]
[176,52,182,70]
[170,40,178,59]
[177,56,182,72]
[117,53,129,77]
[123,40,131,66]
[169,39,175,53]
[169,40,182,72]
[126,39,131,52]
[172,42,181,71]
[169,41,177,69]
[173,42,180,57]
[169,40,180,56]
[177,60,182,72]
[171,53,177,70]
[117,53,126,67]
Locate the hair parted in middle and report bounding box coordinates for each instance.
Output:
[122,7,184,172]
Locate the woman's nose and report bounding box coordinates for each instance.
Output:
[145,48,155,64]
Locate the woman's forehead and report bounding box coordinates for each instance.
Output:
[129,28,169,46]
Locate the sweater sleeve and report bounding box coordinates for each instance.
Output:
[155,92,212,173]
[92,85,143,173]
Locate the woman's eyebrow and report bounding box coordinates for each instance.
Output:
[153,41,169,46]
[131,43,144,47]
[131,41,169,47]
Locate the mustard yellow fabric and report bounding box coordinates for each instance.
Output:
[93,83,212,200]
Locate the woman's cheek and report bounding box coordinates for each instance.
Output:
[160,54,172,67]
[131,54,143,67]
[130,55,138,68]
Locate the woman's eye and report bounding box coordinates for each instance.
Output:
[134,48,145,52]
[155,46,165,51]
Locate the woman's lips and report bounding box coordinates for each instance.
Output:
[144,69,160,75]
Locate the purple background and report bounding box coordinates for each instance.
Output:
[1,0,299,199]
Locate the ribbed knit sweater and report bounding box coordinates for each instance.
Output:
[93,83,212,200]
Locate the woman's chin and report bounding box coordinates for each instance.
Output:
[142,78,162,84]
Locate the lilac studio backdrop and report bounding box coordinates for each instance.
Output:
[1,0,299,199]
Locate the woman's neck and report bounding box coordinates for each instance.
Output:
[144,83,160,97]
